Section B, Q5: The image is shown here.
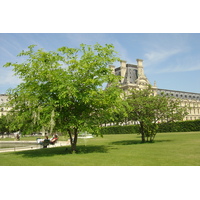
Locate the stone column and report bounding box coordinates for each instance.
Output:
[136,59,144,77]
[120,60,126,83]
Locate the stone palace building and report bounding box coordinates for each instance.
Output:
[109,59,200,121]
[1,59,200,121]
[0,94,9,117]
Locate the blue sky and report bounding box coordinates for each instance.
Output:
[0,33,200,94]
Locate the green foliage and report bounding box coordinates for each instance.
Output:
[1,132,200,166]
[125,85,188,142]
[100,120,200,135]
[3,43,124,152]
[100,125,139,135]
[0,115,9,133]
[157,120,200,133]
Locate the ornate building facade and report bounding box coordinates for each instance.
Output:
[0,94,9,117]
[110,59,200,121]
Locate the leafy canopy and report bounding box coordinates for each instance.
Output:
[126,85,188,142]
[3,44,124,144]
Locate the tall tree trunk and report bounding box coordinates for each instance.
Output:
[140,122,146,143]
[68,128,78,153]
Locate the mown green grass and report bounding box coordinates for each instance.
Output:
[0,132,200,166]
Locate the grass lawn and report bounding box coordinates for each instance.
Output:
[0,132,200,166]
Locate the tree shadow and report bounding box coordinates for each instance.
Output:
[13,145,108,158]
[110,140,143,145]
[110,139,172,145]
[74,145,109,154]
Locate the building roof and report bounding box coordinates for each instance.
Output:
[157,88,200,101]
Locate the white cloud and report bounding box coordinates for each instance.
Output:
[0,46,16,59]
[144,48,183,67]
[155,63,200,74]
[0,69,21,86]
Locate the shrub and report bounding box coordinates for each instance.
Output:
[100,125,139,135]
[157,120,200,133]
[100,120,200,135]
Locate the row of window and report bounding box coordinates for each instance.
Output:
[188,109,200,114]
[185,117,200,120]
[181,102,200,107]
[160,92,200,99]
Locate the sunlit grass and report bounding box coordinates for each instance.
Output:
[0,132,200,166]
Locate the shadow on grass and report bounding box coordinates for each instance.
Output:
[13,145,108,158]
[110,139,172,145]
[75,145,109,154]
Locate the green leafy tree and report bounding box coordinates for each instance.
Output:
[126,85,188,142]
[0,115,9,134]
[0,113,21,137]
[3,44,124,152]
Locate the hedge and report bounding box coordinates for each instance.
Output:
[157,119,200,133]
[100,120,200,135]
[100,124,139,135]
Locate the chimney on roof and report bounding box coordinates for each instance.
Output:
[136,59,144,77]
[120,60,126,83]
